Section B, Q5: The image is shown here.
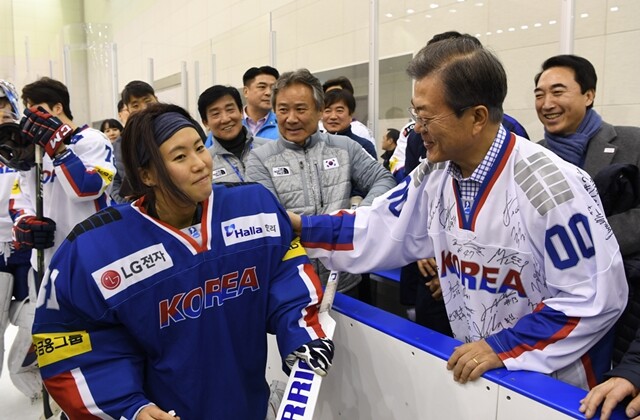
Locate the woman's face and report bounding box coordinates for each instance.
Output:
[143,127,213,205]
[103,125,121,143]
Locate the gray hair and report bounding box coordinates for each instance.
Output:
[272,68,324,111]
[407,37,506,124]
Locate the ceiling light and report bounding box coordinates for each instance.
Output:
[534,23,542,28]
[430,3,439,8]
[425,14,432,18]
[508,27,515,32]
[610,6,619,12]
[521,25,528,29]
[450,9,457,13]
[496,29,503,34]
[407,8,415,14]
[549,20,557,25]
[486,31,492,35]
[580,13,589,18]
[385,13,393,18]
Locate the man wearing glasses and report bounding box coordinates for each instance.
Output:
[288,37,627,390]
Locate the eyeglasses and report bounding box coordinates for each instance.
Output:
[407,105,473,130]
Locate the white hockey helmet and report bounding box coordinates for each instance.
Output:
[0,80,34,170]
[0,80,20,122]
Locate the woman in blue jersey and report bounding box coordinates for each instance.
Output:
[32,103,334,420]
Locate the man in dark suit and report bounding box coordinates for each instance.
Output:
[535,54,640,263]
[534,55,640,256]
[534,54,640,420]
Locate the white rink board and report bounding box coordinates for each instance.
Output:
[313,312,500,420]
[267,306,583,420]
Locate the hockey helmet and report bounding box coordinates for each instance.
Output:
[0,80,34,171]
[0,80,20,122]
[0,122,34,171]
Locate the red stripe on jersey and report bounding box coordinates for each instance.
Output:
[581,353,598,389]
[135,195,210,252]
[470,133,516,231]
[453,179,464,229]
[499,316,579,360]
[59,165,103,197]
[8,198,25,220]
[44,373,101,419]
[302,263,326,338]
[199,196,211,251]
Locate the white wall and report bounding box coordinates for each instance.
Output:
[0,0,638,140]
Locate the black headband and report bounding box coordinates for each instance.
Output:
[137,112,196,165]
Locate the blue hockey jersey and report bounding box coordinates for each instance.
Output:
[32,182,327,419]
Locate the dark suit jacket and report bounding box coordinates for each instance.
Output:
[542,122,640,257]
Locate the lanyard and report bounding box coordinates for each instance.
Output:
[222,155,244,182]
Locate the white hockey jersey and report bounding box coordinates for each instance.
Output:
[387,120,414,177]
[300,131,628,389]
[10,127,114,268]
[0,163,18,245]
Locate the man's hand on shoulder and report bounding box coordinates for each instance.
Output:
[287,211,302,236]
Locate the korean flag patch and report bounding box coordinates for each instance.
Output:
[323,158,339,170]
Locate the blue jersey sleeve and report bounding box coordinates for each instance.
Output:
[32,241,150,419]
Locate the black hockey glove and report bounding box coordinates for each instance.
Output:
[20,106,73,158]
[285,337,334,377]
[13,216,56,250]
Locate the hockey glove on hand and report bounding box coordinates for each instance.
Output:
[20,106,73,158]
[285,337,335,377]
[13,216,56,250]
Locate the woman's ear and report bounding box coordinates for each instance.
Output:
[139,167,156,187]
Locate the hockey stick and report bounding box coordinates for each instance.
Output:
[276,270,339,420]
[34,144,55,419]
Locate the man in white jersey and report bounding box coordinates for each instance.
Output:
[289,37,627,390]
[11,77,115,271]
[6,78,114,411]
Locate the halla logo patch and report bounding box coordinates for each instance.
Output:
[221,213,280,246]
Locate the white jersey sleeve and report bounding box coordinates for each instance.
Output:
[300,164,435,273]
[53,128,115,202]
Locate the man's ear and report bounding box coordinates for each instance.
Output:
[470,105,490,135]
[585,88,595,108]
[51,103,64,117]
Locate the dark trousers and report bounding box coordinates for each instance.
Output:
[401,262,453,337]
